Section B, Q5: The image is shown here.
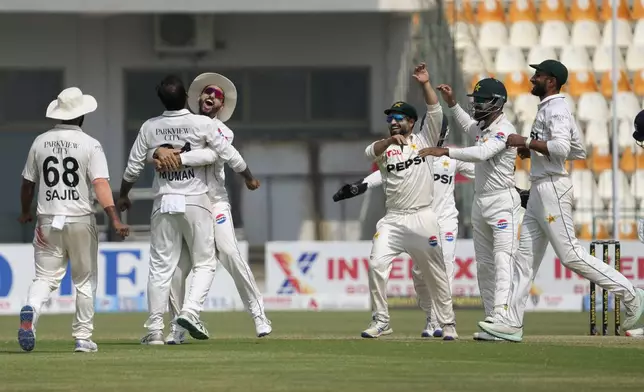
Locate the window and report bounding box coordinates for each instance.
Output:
[248,69,307,122]
[0,69,63,124]
[125,70,184,122]
[310,68,369,121]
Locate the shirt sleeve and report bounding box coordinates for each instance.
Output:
[416,103,444,146]
[180,149,217,167]
[567,121,587,160]
[456,160,475,179]
[362,170,382,189]
[21,141,38,183]
[447,131,507,162]
[122,125,149,183]
[365,140,386,162]
[546,110,572,159]
[88,141,110,181]
[203,122,247,173]
[449,104,479,138]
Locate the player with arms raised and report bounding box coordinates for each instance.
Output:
[362,62,458,340]
[18,87,129,353]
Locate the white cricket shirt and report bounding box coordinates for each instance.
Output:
[528,94,586,181]
[363,156,475,222]
[22,124,109,216]
[123,109,242,197]
[365,103,444,211]
[447,104,517,195]
[207,118,234,204]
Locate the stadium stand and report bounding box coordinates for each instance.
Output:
[445,0,643,239]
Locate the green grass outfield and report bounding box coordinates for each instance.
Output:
[0,310,643,392]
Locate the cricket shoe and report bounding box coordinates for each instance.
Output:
[625,327,644,338]
[478,320,523,342]
[420,320,442,338]
[473,331,505,341]
[176,312,210,340]
[622,288,644,331]
[140,330,165,345]
[361,319,393,338]
[442,324,459,341]
[18,305,36,352]
[74,339,98,353]
[165,324,186,345]
[254,315,272,338]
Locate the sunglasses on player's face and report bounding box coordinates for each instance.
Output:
[202,87,225,99]
[386,113,406,123]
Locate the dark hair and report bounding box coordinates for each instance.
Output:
[157,75,187,111]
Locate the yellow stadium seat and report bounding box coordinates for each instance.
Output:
[633,69,644,95]
[568,71,599,97]
[595,222,611,240]
[633,0,644,20]
[476,0,505,24]
[619,220,638,240]
[599,70,631,97]
[508,0,537,23]
[620,147,636,174]
[570,0,600,22]
[504,71,532,98]
[539,0,568,22]
[590,147,612,174]
[600,0,631,21]
[571,159,589,171]
[445,0,475,24]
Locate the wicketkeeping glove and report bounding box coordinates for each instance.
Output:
[333,182,368,202]
[515,187,530,209]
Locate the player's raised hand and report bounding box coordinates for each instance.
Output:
[389,134,407,146]
[117,197,132,212]
[18,212,33,224]
[245,178,260,190]
[437,84,457,107]
[412,62,430,84]
[418,147,448,158]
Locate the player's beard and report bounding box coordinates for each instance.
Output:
[531,81,547,98]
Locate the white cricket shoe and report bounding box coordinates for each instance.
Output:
[254,315,272,338]
[625,327,644,338]
[623,288,644,331]
[478,320,523,342]
[361,319,393,338]
[442,324,459,341]
[473,331,505,341]
[74,339,98,352]
[420,320,442,338]
[176,312,210,340]
[140,330,165,345]
[165,324,186,345]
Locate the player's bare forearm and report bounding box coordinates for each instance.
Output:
[372,138,393,157]
[238,167,254,182]
[20,178,35,215]
[103,205,121,224]
[119,179,135,198]
[420,81,439,106]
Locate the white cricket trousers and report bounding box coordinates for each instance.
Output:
[501,175,637,328]
[472,188,522,318]
[369,206,455,326]
[168,202,265,320]
[412,218,458,327]
[26,214,98,340]
[145,194,218,332]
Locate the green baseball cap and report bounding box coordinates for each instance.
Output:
[384,101,418,121]
[529,59,568,86]
[467,78,507,102]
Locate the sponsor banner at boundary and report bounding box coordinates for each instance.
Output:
[0,242,248,315]
[265,240,644,312]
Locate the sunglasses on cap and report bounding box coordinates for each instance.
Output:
[202,87,225,99]
[386,113,406,123]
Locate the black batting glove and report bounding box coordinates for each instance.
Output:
[333,182,368,202]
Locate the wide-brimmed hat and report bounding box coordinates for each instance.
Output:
[46,87,97,120]
[187,73,237,122]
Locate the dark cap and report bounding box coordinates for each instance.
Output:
[467,78,507,102]
[529,59,569,87]
[384,101,418,121]
[633,110,644,142]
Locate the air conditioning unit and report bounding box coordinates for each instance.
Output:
[153,14,214,55]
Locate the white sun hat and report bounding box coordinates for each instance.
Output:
[187,72,237,122]
[45,87,97,120]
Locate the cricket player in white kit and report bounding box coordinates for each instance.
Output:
[362,62,458,340]
[119,75,250,344]
[334,155,474,338]
[18,87,129,353]
[419,79,522,341]
[480,60,644,341]
[151,73,270,342]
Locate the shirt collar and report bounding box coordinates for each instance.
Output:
[538,93,565,108]
[53,124,83,132]
[162,109,190,117]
